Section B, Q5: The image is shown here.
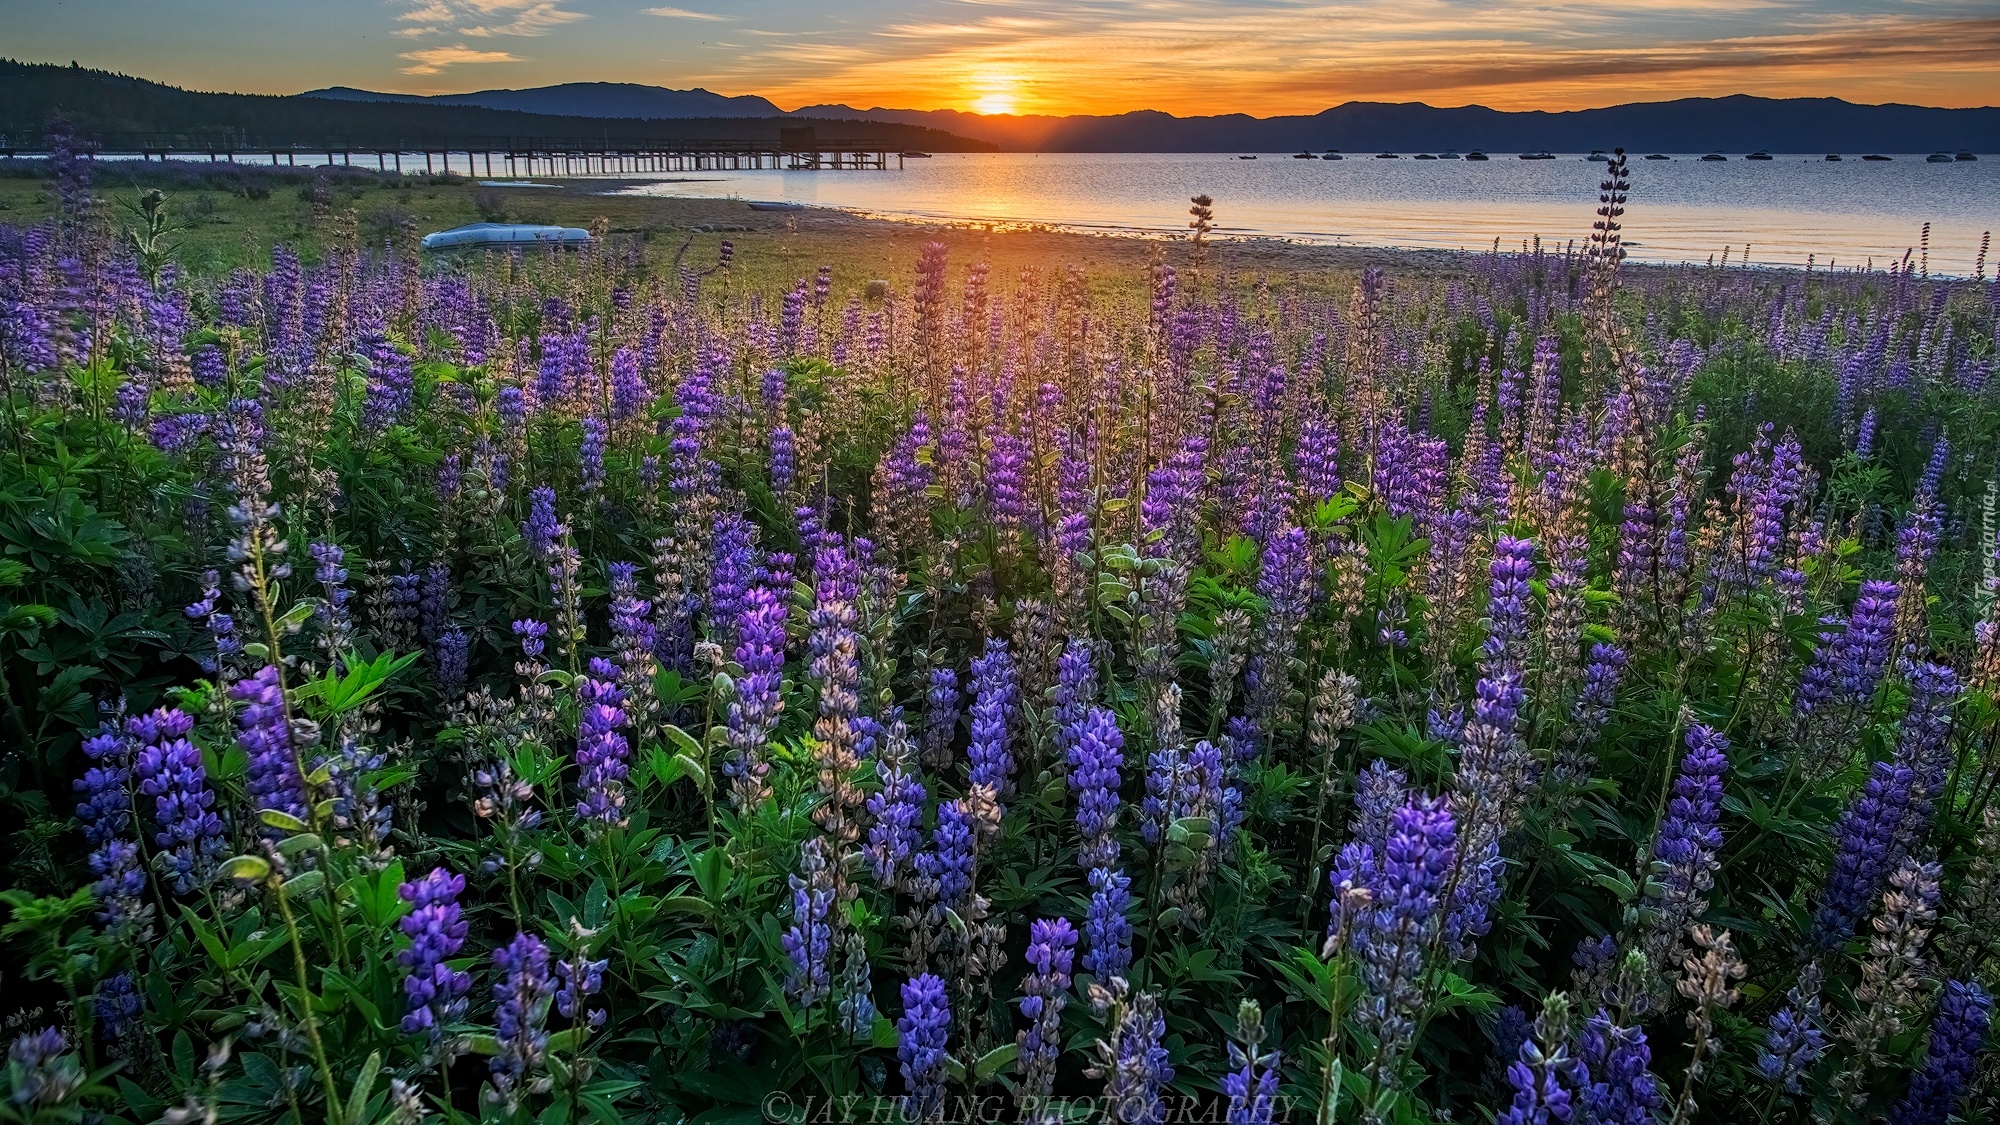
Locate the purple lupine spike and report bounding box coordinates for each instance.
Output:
[1054,453,1094,559]
[1016,918,1077,1103]
[1245,525,1314,735]
[986,431,1027,535]
[489,933,555,1108]
[1485,536,1537,674]
[521,486,563,560]
[185,569,242,675]
[555,947,608,1028]
[925,799,978,912]
[1082,865,1134,979]
[1496,1020,1587,1125]
[967,638,1018,797]
[94,972,142,1047]
[512,618,548,659]
[1886,980,1992,1125]
[609,347,646,425]
[1853,408,1877,459]
[74,723,133,849]
[129,707,224,894]
[897,973,951,1120]
[1094,983,1174,1125]
[232,665,307,825]
[1294,415,1341,506]
[573,657,631,827]
[1140,734,1182,848]
[1141,434,1207,560]
[723,585,786,809]
[1070,707,1125,872]
[76,719,148,939]
[1052,638,1096,758]
[1570,643,1626,742]
[361,328,413,431]
[397,868,472,1041]
[1757,965,1828,1095]
[419,562,451,645]
[782,835,836,1009]
[706,515,759,649]
[578,416,607,492]
[1577,1010,1661,1125]
[7,1027,76,1106]
[922,667,960,768]
[1223,1028,1281,1125]
[866,761,926,890]
[1832,579,1900,706]
[1351,796,1457,1071]
[1813,757,1921,946]
[1646,724,1730,928]
[769,426,796,493]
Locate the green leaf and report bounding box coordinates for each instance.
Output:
[972,1042,1018,1082]
[283,869,326,896]
[344,1051,382,1125]
[871,1015,899,1049]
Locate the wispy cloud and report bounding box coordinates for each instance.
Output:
[457,1,586,37]
[643,6,732,20]
[398,42,524,74]
[397,0,456,23]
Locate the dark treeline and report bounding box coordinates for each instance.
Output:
[0,59,997,151]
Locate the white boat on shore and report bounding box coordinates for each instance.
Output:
[420,222,591,249]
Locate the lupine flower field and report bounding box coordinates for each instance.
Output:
[2,146,1999,1125]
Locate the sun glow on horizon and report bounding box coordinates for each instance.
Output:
[967,72,1023,116]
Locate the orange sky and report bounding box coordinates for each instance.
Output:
[11,0,1998,115]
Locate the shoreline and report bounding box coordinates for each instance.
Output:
[560,176,1873,279]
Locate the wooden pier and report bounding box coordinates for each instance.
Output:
[8,128,906,174]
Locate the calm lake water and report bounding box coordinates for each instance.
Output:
[615,151,2000,273]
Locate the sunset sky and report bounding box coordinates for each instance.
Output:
[9,0,1998,116]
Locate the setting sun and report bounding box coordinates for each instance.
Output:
[967,73,1022,116]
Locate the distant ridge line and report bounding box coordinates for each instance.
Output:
[305,85,1998,154]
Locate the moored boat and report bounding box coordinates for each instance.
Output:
[1464,150,1489,160]
[1700,153,1727,161]
[1746,150,1773,160]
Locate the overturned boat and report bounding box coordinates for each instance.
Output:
[421,222,592,250]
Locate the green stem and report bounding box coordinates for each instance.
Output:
[274,877,344,1125]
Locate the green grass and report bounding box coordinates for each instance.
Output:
[0,164,1384,303]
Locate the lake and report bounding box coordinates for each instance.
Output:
[613,151,1999,274]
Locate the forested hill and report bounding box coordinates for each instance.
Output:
[0,60,995,151]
